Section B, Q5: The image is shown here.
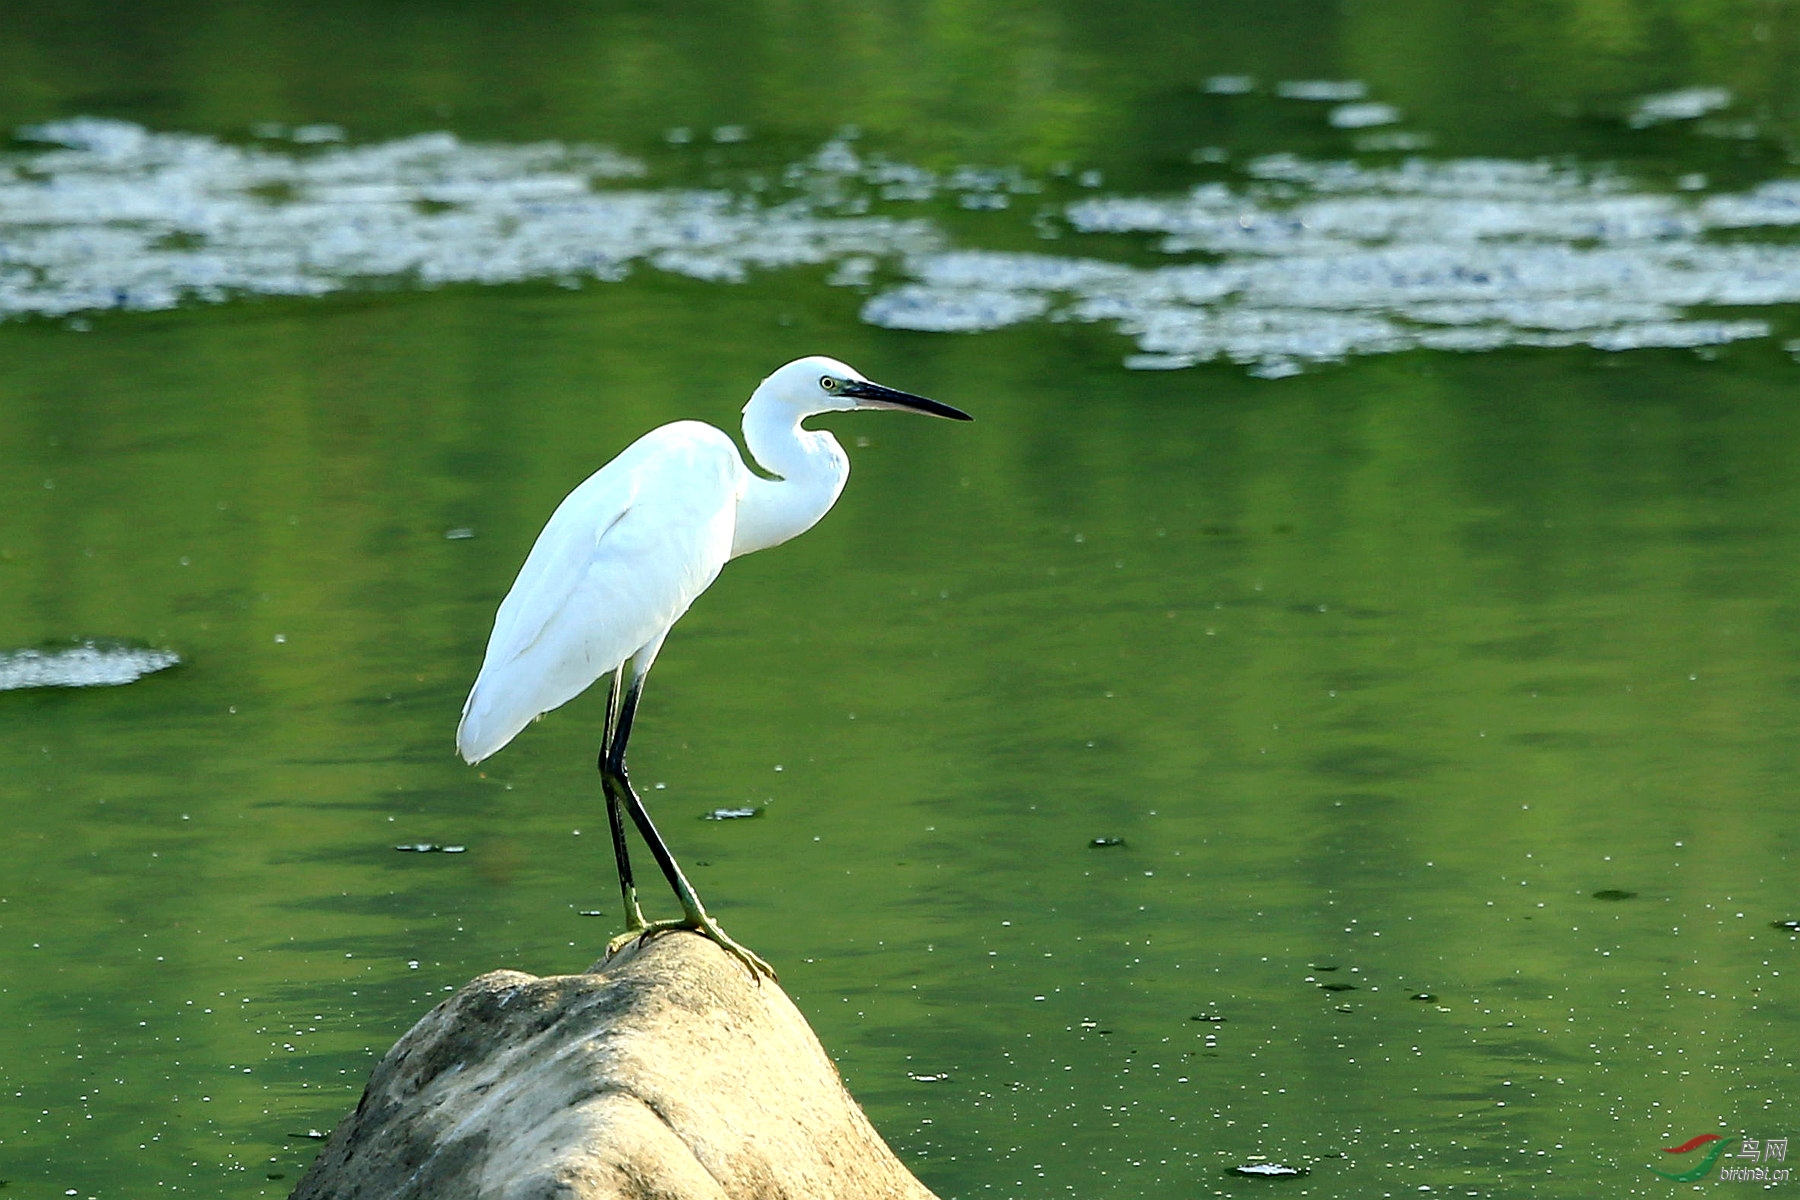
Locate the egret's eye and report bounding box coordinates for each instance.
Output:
[820,376,838,391]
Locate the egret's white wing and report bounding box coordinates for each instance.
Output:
[457,421,742,762]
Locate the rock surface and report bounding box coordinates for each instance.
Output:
[291,932,939,1200]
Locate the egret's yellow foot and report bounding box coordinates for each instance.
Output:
[603,916,774,981]
[603,921,651,962]
[686,913,776,982]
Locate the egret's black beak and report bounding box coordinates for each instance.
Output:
[844,378,973,421]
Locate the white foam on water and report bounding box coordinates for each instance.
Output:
[0,119,940,317]
[1204,75,1257,96]
[861,284,1050,332]
[1276,80,1368,102]
[0,642,181,690]
[1627,87,1733,129]
[1329,103,1402,129]
[877,155,1800,371]
[4,119,1800,374]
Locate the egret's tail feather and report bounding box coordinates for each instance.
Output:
[456,687,531,764]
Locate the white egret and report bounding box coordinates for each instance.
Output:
[457,356,971,978]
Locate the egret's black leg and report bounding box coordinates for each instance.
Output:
[598,667,646,938]
[602,671,774,981]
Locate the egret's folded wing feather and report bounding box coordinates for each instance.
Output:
[457,422,741,762]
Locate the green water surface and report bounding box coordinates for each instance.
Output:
[0,2,1797,1197]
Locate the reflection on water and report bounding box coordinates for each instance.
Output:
[0,1,1797,1197]
[4,285,1796,1198]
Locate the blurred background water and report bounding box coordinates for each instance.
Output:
[0,1,1797,1197]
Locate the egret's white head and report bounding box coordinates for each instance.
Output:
[748,355,972,421]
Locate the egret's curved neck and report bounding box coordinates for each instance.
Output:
[730,396,849,558]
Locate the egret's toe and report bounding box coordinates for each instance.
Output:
[693,917,776,982]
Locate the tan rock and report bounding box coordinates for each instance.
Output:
[290,931,940,1200]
